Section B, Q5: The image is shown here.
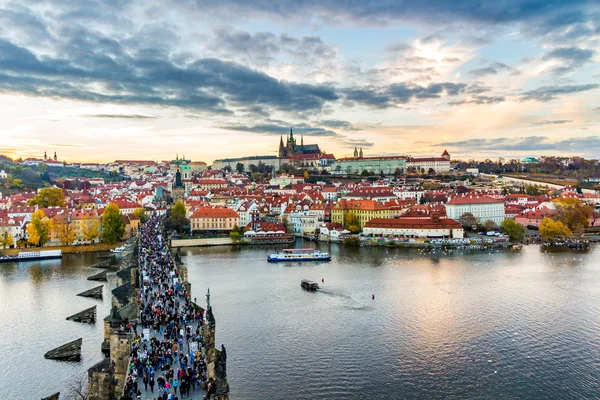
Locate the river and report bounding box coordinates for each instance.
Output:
[1,244,599,399]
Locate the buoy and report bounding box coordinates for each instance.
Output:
[372,294,375,300]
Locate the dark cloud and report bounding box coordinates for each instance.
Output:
[344,82,467,108]
[84,114,157,119]
[221,121,338,137]
[0,34,339,115]
[542,46,595,75]
[190,0,587,27]
[520,84,599,102]
[434,135,600,153]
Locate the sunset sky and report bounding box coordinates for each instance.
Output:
[0,0,599,163]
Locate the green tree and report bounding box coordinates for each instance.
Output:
[236,163,244,173]
[360,170,370,177]
[230,231,240,243]
[501,219,526,242]
[27,209,53,246]
[539,218,571,241]
[101,203,125,244]
[0,229,14,249]
[11,178,23,189]
[133,208,147,224]
[168,201,189,233]
[248,164,258,173]
[458,212,478,230]
[344,211,360,233]
[28,188,66,208]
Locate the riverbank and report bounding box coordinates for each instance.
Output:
[0,242,122,256]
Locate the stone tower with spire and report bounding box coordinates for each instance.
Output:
[353,147,358,158]
[359,148,363,158]
[44,151,47,161]
[54,151,57,162]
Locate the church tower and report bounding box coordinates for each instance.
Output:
[54,151,57,162]
[172,167,185,204]
[359,148,363,158]
[353,147,358,158]
[44,151,47,161]
[287,128,296,156]
[279,135,285,158]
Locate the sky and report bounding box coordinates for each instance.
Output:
[0,0,599,163]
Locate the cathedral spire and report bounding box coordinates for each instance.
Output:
[359,147,363,158]
[301,132,304,148]
[353,147,358,158]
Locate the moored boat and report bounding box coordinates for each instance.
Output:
[267,248,331,262]
[301,279,319,291]
[110,245,125,253]
[0,250,62,263]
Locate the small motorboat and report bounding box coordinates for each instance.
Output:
[301,279,319,291]
[110,245,125,253]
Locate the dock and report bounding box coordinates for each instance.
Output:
[87,269,108,281]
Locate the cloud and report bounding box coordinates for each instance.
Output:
[541,46,595,75]
[529,119,572,126]
[448,95,505,105]
[341,138,374,149]
[84,114,157,119]
[344,82,467,108]
[221,121,338,137]
[434,135,600,153]
[520,84,599,102]
[48,143,86,148]
[319,120,358,130]
[469,62,511,77]
[0,36,340,116]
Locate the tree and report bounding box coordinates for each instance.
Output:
[249,164,258,173]
[360,169,370,177]
[344,211,360,233]
[0,229,14,249]
[281,216,289,233]
[54,218,77,245]
[82,216,100,243]
[11,178,23,189]
[133,208,147,224]
[553,198,592,234]
[428,168,435,174]
[230,231,240,243]
[168,201,189,233]
[458,212,478,230]
[539,218,571,241]
[484,219,498,232]
[101,203,125,244]
[67,372,89,400]
[236,163,244,173]
[27,209,53,247]
[28,188,66,208]
[501,219,525,242]
[303,170,309,180]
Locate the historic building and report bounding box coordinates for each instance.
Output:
[278,129,321,158]
[171,168,185,204]
[444,195,505,225]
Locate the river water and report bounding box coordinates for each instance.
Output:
[1,244,599,399]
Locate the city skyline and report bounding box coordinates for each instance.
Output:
[0,1,599,162]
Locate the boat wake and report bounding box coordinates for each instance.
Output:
[317,289,372,311]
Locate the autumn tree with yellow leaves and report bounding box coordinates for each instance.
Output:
[27,209,53,247]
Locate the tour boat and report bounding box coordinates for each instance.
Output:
[0,250,62,263]
[110,245,125,253]
[301,279,320,291]
[267,248,331,262]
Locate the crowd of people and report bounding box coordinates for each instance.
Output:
[120,215,217,400]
